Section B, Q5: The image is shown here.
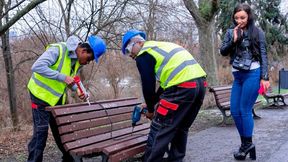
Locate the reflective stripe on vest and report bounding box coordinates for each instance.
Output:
[28,43,80,106]
[31,73,62,97]
[138,41,206,89]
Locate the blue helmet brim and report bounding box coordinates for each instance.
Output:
[122,31,146,54]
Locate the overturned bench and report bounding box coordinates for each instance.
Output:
[46,97,150,162]
[209,85,261,125]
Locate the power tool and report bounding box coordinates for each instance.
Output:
[131,105,147,127]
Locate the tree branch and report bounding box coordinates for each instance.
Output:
[183,0,206,26]
[0,0,47,36]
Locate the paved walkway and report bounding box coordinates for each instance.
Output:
[184,106,288,162]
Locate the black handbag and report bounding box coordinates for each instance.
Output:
[232,55,252,71]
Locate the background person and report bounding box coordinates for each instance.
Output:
[220,3,270,160]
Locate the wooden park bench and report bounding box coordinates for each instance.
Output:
[263,87,288,106]
[264,68,288,106]
[45,97,150,162]
[209,85,261,125]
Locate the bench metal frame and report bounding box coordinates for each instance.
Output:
[209,85,261,125]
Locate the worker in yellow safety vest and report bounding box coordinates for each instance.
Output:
[122,29,207,162]
[27,35,106,162]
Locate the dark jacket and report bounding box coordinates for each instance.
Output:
[220,27,269,80]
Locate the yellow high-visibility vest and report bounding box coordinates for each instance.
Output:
[138,41,206,89]
[27,43,80,106]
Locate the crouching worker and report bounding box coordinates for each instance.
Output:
[27,35,106,162]
[121,29,207,162]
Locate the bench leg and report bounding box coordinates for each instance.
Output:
[219,109,229,125]
[72,155,83,162]
[101,154,109,162]
[222,115,228,125]
[252,109,261,119]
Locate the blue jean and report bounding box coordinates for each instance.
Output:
[230,68,260,137]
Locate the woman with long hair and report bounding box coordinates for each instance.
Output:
[220,3,270,160]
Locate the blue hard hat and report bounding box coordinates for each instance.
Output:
[88,35,106,62]
[122,29,146,54]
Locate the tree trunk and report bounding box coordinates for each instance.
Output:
[183,0,219,85]
[198,21,218,85]
[1,31,19,129]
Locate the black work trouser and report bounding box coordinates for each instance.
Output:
[143,77,206,162]
[27,93,74,162]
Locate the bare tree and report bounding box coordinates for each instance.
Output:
[0,0,47,35]
[0,0,47,129]
[183,0,219,85]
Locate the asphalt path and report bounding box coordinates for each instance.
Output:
[184,106,288,162]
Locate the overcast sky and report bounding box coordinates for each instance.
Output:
[280,0,288,14]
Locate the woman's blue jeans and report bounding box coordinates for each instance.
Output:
[230,68,260,137]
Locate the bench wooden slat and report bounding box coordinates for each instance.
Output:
[46,97,139,110]
[209,86,232,92]
[70,129,150,156]
[56,107,134,125]
[102,136,147,155]
[61,120,128,143]
[61,119,148,144]
[214,92,231,98]
[52,98,141,117]
[213,90,232,95]
[52,104,102,117]
[108,144,146,162]
[59,113,132,134]
[209,85,261,124]
[64,123,150,151]
[217,96,231,104]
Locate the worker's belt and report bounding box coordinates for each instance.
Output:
[177,80,207,88]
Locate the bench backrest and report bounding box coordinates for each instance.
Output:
[209,86,232,109]
[46,97,150,152]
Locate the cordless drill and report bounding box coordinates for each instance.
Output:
[131,105,147,127]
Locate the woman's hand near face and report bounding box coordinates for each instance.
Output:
[233,24,242,43]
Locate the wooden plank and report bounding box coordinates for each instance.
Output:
[55,107,134,125]
[70,129,150,156]
[58,113,132,134]
[215,93,230,100]
[61,120,140,143]
[220,101,230,107]
[103,136,147,155]
[214,89,231,95]
[46,97,139,110]
[100,99,141,109]
[108,144,146,162]
[45,98,141,116]
[52,104,103,117]
[52,98,140,117]
[217,97,230,104]
[209,86,232,92]
[64,123,150,151]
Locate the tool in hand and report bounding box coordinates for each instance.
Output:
[131,105,147,134]
[74,76,91,105]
